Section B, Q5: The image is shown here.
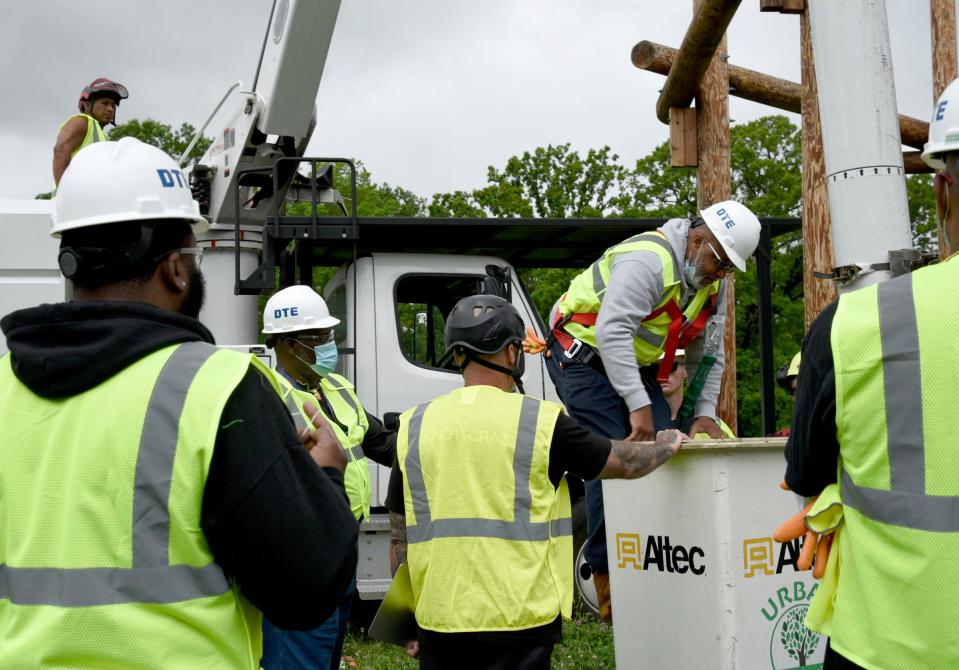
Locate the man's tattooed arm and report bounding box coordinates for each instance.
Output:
[598,429,683,479]
[389,512,408,576]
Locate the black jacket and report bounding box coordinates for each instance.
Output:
[1,301,358,630]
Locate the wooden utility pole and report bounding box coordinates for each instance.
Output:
[692,0,737,433]
[931,0,957,260]
[932,0,957,100]
[800,11,837,327]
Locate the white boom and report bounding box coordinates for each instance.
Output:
[189,0,341,344]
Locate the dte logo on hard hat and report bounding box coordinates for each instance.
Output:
[715,207,736,229]
[936,100,950,121]
[157,168,187,188]
[274,307,299,318]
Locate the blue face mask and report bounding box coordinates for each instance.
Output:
[294,339,338,378]
[309,340,339,377]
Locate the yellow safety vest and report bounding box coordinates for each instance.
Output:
[397,386,573,633]
[58,113,107,157]
[275,371,372,521]
[558,231,719,366]
[821,258,959,669]
[0,343,274,669]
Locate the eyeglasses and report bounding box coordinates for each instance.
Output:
[671,360,685,373]
[294,331,335,346]
[175,247,203,268]
[155,247,204,268]
[706,241,736,272]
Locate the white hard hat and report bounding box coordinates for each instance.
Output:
[51,137,208,238]
[922,77,959,171]
[262,285,340,335]
[699,200,761,272]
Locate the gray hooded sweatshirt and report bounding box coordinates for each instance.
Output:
[584,217,727,419]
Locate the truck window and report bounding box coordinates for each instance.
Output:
[395,274,484,371]
[326,281,347,345]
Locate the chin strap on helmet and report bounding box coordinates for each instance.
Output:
[456,345,525,395]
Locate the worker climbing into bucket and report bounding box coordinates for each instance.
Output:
[542,200,760,620]
[52,77,128,186]
[776,78,959,669]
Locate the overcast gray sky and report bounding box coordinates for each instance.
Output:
[0,1,944,200]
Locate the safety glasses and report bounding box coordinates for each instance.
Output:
[294,331,335,346]
[175,247,204,268]
[706,241,736,272]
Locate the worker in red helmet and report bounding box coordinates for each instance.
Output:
[52,77,129,186]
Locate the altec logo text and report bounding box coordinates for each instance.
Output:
[615,533,705,575]
[742,536,806,578]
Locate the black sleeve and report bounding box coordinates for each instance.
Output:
[385,454,405,515]
[362,411,397,467]
[201,366,359,631]
[784,301,840,497]
[548,413,613,487]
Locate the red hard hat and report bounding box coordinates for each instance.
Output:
[78,78,129,111]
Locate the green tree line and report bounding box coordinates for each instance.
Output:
[111,115,937,436]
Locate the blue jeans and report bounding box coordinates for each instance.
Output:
[546,340,672,573]
[261,577,355,670]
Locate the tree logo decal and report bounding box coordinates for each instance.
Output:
[769,604,823,669]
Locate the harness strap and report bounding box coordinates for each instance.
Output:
[552,291,718,382]
[678,293,718,348]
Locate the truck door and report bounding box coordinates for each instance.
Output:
[369,253,549,503]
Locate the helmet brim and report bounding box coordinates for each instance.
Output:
[50,210,209,238]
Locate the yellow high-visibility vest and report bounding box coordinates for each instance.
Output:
[275,371,372,520]
[397,386,573,632]
[58,113,107,157]
[819,258,959,669]
[0,343,275,669]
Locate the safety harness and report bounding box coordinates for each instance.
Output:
[551,293,718,382]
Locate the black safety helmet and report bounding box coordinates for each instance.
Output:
[445,294,526,391]
[445,294,524,355]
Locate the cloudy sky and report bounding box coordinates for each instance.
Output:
[0,1,946,200]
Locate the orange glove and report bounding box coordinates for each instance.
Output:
[773,481,833,579]
[522,326,547,355]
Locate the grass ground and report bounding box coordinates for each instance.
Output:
[341,615,615,669]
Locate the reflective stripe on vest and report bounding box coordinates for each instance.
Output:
[404,397,574,544]
[324,383,366,460]
[839,274,959,531]
[590,232,680,298]
[0,343,228,607]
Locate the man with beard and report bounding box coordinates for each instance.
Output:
[0,138,358,669]
[545,200,760,619]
